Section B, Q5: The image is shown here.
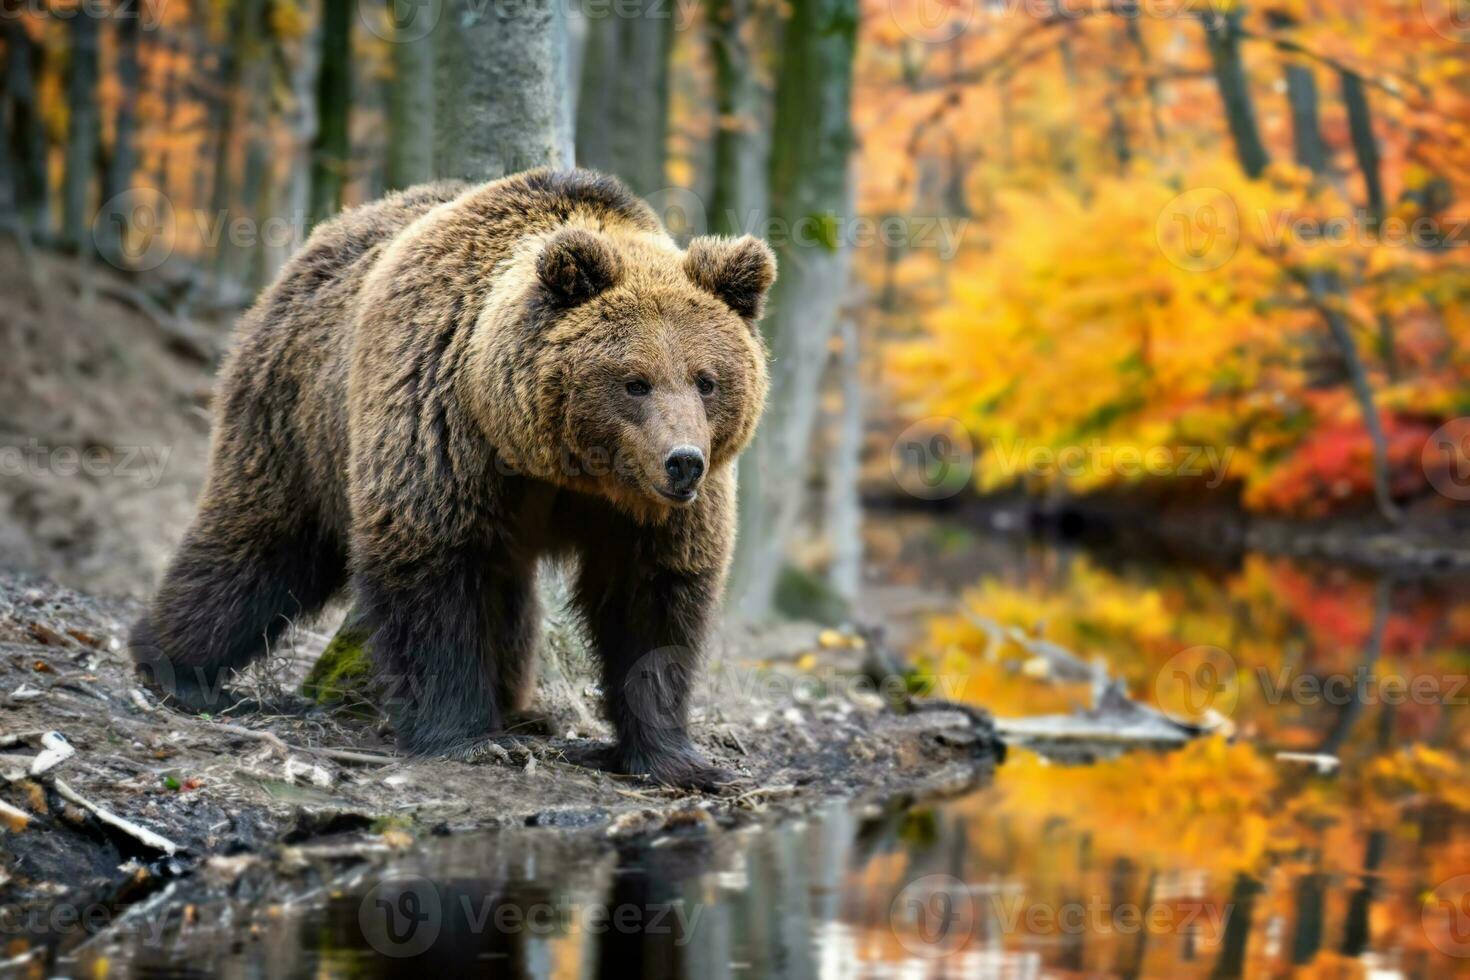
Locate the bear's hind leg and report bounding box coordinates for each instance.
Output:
[131,503,347,712]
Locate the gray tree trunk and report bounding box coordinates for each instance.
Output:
[1308,271,1402,524]
[2,11,48,232]
[206,36,236,236]
[152,37,178,191]
[1340,69,1385,224]
[222,0,274,290]
[1122,12,1166,152]
[387,0,437,190]
[1268,12,1327,175]
[62,9,101,252]
[435,0,574,180]
[1200,10,1269,179]
[266,13,321,282]
[309,0,351,224]
[727,0,857,620]
[1271,27,1401,525]
[573,8,671,196]
[96,11,141,264]
[823,318,862,604]
[707,0,767,235]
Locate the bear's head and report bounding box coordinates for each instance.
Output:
[482,225,776,519]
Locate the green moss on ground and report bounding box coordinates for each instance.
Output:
[301,618,375,713]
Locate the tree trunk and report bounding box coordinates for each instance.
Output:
[1307,271,1403,524]
[573,10,615,172]
[1271,23,1401,526]
[1318,577,1391,754]
[1340,69,1385,224]
[1121,8,1165,152]
[152,36,179,192]
[1211,874,1263,979]
[62,9,102,252]
[213,0,270,293]
[318,0,576,682]
[98,10,141,263]
[706,0,766,235]
[435,0,573,181]
[573,9,671,196]
[309,0,351,225]
[205,37,235,233]
[387,0,437,190]
[1268,13,1327,175]
[3,14,47,233]
[727,0,857,620]
[1200,10,1269,179]
[266,15,321,282]
[1104,61,1132,174]
[824,318,863,604]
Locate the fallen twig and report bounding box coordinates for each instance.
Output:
[52,777,181,855]
[0,798,31,830]
[210,722,400,767]
[731,784,799,809]
[0,731,46,750]
[29,731,75,776]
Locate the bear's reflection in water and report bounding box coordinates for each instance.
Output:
[80,779,1454,979]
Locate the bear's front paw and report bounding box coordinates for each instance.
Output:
[613,746,742,793]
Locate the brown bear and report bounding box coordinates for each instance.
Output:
[129,169,775,789]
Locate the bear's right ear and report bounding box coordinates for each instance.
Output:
[537,228,623,306]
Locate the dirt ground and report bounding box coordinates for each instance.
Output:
[0,246,1002,969]
[0,245,214,598]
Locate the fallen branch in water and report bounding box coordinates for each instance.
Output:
[955,612,1211,750]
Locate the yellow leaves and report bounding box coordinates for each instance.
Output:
[268,0,311,41]
[1368,744,1470,813]
[989,737,1282,875]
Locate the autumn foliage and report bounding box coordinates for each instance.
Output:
[866,2,1470,516]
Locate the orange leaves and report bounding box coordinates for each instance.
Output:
[862,0,1470,518]
[1244,410,1438,517]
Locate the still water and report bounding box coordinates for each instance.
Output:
[91,518,1470,977]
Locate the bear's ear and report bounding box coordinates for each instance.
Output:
[537,228,623,306]
[683,235,777,323]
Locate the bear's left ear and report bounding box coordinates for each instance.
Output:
[683,235,777,323]
[537,228,624,306]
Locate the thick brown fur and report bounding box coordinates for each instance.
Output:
[130,170,775,789]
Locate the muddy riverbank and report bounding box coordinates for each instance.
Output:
[0,570,1001,972]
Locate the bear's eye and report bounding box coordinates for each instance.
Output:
[696,375,717,396]
[625,379,652,397]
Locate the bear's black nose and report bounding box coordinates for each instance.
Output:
[664,447,706,494]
